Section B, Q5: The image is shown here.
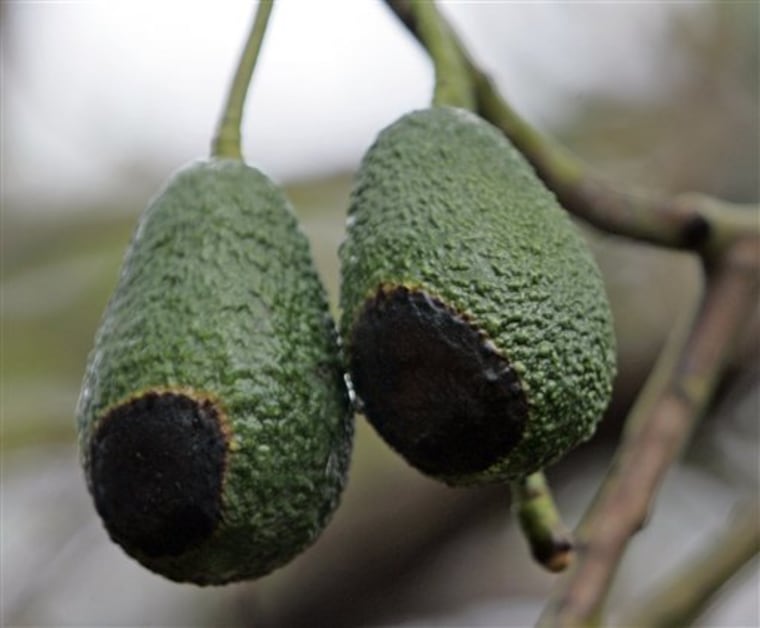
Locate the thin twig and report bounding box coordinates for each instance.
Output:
[537,236,760,626]
[211,0,275,160]
[621,501,760,628]
[511,472,575,573]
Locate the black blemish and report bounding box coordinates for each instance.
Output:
[349,286,528,477]
[89,391,227,558]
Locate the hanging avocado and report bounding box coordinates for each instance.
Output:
[340,106,616,485]
[77,160,352,584]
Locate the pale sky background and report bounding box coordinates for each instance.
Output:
[3,0,697,213]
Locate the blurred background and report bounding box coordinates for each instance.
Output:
[2,1,758,626]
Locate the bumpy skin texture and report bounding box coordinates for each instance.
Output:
[340,107,616,485]
[77,159,352,584]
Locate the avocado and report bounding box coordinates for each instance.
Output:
[340,107,615,485]
[76,159,353,585]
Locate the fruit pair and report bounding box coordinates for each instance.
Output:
[77,106,615,585]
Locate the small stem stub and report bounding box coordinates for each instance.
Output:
[511,472,575,572]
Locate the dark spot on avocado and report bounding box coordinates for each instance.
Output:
[89,390,228,558]
[349,285,528,477]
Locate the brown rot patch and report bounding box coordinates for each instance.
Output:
[89,389,228,558]
[349,285,528,477]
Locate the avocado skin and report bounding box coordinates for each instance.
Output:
[76,159,353,584]
[340,107,616,485]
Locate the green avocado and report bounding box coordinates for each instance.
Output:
[340,107,615,485]
[76,159,353,585]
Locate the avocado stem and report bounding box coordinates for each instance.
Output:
[408,1,475,110]
[511,471,575,573]
[211,0,275,161]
